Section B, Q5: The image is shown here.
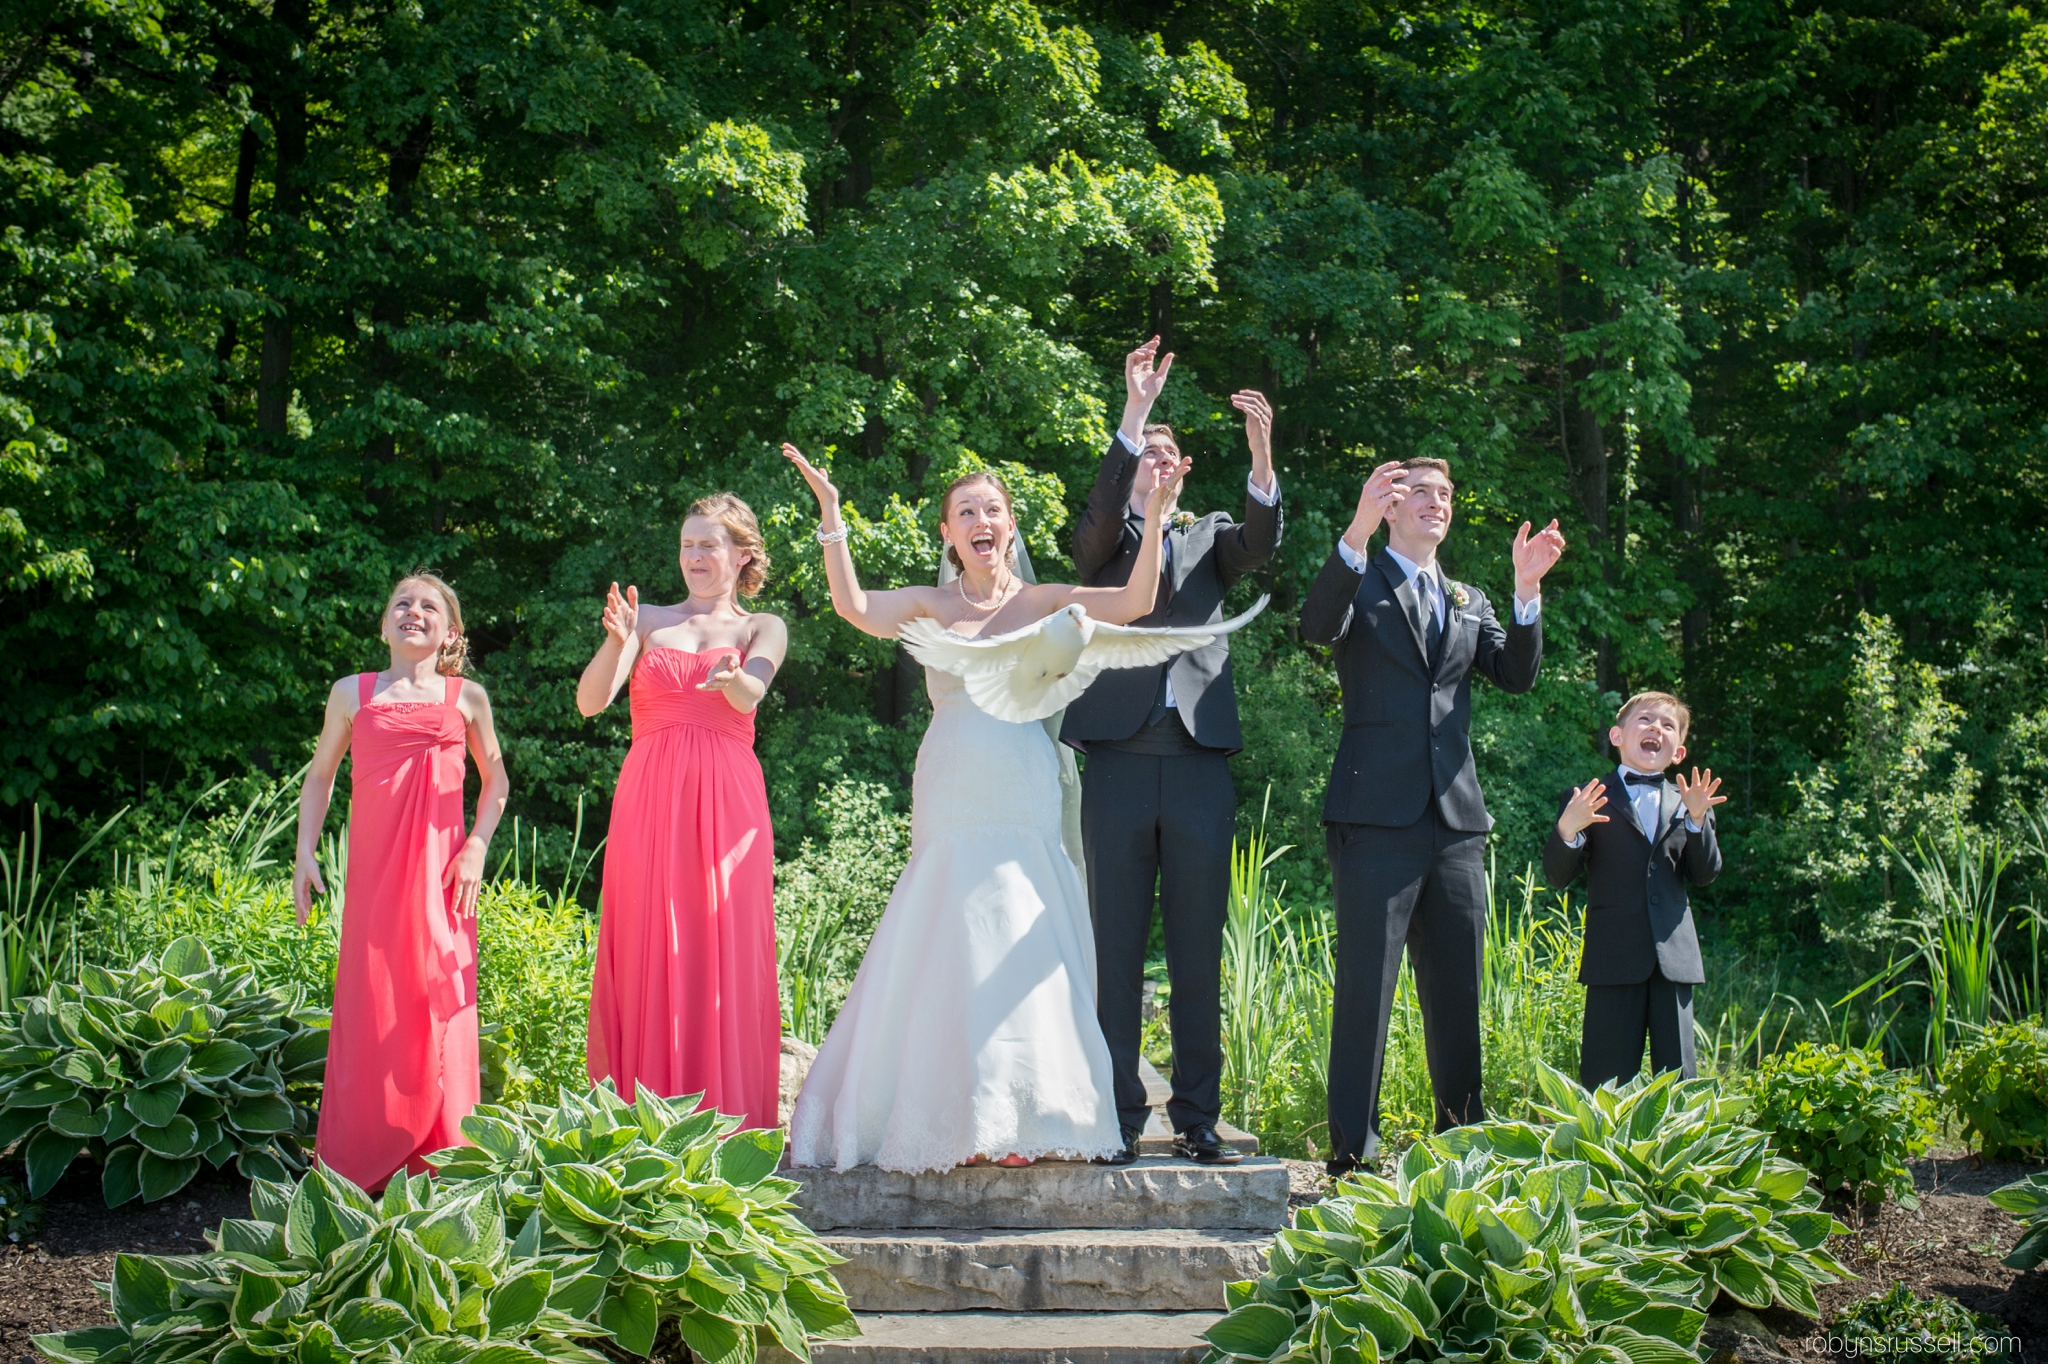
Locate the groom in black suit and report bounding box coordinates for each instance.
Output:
[1062,337,1282,1165]
[1300,458,1565,1173]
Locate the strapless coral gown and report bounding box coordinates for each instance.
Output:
[318,672,479,1191]
[586,647,782,1128]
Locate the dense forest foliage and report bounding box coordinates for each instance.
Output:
[5,0,2047,1009]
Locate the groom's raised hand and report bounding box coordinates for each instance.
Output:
[1512,518,1567,598]
[1341,462,1409,556]
[1230,390,1276,497]
[1120,336,1173,442]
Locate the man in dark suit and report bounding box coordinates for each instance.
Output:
[1061,336,1282,1166]
[1300,457,1566,1173]
[1543,692,1726,1089]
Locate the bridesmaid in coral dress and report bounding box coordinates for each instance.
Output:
[579,494,788,1129]
[292,573,510,1192]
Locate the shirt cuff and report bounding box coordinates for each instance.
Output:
[1335,536,1368,573]
[1512,593,1541,626]
[1115,428,1140,455]
[1247,473,1279,506]
[1684,815,1702,834]
[1564,830,1586,848]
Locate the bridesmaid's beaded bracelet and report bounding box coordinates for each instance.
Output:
[815,525,851,546]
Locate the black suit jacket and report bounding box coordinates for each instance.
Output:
[1059,435,1282,754]
[1541,772,1721,985]
[1300,545,1541,831]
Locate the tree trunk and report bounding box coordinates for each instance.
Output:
[365,116,435,499]
[255,0,310,438]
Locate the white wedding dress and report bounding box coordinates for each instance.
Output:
[789,665,1123,1172]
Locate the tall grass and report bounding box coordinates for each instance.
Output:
[0,803,126,1010]
[1213,842,1587,1159]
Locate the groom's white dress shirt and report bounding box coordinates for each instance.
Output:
[1113,427,1278,711]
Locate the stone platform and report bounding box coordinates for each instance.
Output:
[780,1058,1282,1362]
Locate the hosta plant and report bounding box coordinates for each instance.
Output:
[1204,1139,1709,1364]
[1528,1061,1851,1317]
[1738,1041,1935,1207]
[31,1163,614,1364]
[1987,1172,2048,1269]
[426,1082,858,1363]
[0,937,327,1203]
[1942,1020,2048,1160]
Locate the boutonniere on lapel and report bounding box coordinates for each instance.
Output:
[1447,582,1471,610]
[1169,511,1197,532]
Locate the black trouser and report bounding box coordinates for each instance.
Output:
[1081,733,1235,1134]
[1579,968,1696,1090]
[1325,807,1488,1162]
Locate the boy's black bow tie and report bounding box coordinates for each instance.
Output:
[1623,771,1664,787]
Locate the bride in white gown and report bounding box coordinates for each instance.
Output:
[782,442,1187,1172]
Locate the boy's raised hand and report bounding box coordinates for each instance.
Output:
[1676,767,1727,825]
[1557,779,1611,840]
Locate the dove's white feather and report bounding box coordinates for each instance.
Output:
[898,595,1271,724]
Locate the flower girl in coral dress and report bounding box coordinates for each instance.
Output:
[293,573,510,1192]
[578,494,789,1129]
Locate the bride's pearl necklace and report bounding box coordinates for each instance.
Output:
[959,572,1017,611]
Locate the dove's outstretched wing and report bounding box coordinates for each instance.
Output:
[899,612,1090,723]
[1082,594,1272,672]
[898,595,1272,724]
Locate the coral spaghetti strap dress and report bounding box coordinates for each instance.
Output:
[316,672,479,1191]
[586,647,781,1128]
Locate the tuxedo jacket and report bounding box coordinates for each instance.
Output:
[1058,435,1282,754]
[1299,545,1541,831]
[1541,772,1721,986]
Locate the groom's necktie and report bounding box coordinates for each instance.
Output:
[1130,511,1179,728]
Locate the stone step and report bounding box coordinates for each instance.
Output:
[825,1227,1269,1312]
[791,1310,1222,1362]
[789,1156,1290,1231]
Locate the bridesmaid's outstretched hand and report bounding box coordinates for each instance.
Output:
[291,849,325,927]
[699,656,745,694]
[444,835,487,919]
[603,582,639,645]
[783,444,841,512]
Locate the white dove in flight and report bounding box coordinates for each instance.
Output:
[899,596,1271,723]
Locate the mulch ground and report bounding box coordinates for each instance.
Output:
[0,1163,250,1364]
[3,1154,2044,1362]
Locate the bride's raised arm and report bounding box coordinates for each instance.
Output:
[1039,455,1191,625]
[784,444,942,639]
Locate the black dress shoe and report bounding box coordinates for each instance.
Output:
[1173,1124,1243,1165]
[1325,1154,1361,1179]
[1096,1125,1143,1165]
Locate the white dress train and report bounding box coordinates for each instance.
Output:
[789,666,1122,1172]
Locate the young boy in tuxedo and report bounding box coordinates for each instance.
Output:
[1542,692,1726,1090]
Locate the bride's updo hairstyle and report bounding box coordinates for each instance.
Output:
[386,572,469,676]
[940,470,1017,573]
[685,492,770,598]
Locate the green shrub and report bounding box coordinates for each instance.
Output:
[1205,1132,1709,1362]
[31,1164,616,1364]
[1987,1171,2048,1269]
[0,936,327,1203]
[1942,1019,2048,1159]
[31,1085,860,1364]
[473,880,596,1102]
[775,780,907,1044]
[426,1083,858,1359]
[1829,1283,2014,1360]
[1209,1067,1852,1363]
[0,1173,41,1243]
[1525,1063,1849,1316]
[1738,1041,1934,1208]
